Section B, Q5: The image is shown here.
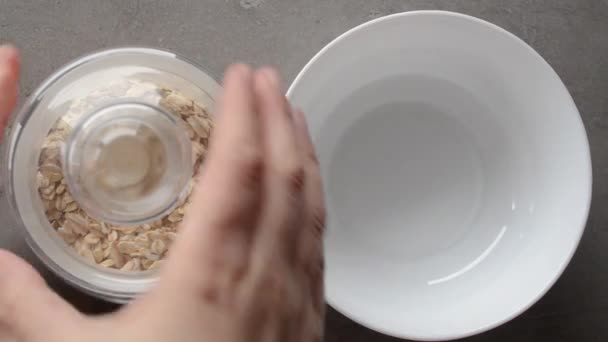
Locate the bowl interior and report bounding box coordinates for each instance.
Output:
[288,11,591,340]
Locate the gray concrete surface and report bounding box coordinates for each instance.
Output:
[1,0,607,341]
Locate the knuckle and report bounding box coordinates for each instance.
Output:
[228,63,253,77]
[279,163,305,195]
[236,147,263,185]
[317,256,325,273]
[203,235,249,283]
[207,254,246,285]
[260,272,288,307]
[307,151,320,165]
[198,283,221,306]
[265,272,284,291]
[311,207,327,237]
[309,259,325,317]
[238,145,263,170]
[304,253,325,280]
[193,269,238,308]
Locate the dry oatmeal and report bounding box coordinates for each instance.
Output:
[36,87,213,271]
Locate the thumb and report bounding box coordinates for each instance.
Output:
[0,47,80,341]
[0,49,84,341]
[0,250,84,341]
[0,44,20,132]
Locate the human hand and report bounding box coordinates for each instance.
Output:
[0,46,325,342]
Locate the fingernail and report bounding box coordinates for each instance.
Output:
[225,64,253,86]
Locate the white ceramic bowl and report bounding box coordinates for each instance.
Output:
[287,11,592,341]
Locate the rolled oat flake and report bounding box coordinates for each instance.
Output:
[36,81,215,272]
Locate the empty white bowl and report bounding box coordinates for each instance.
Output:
[287,11,592,341]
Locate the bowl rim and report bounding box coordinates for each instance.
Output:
[287,10,593,341]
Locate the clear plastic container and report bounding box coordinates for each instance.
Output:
[3,47,220,302]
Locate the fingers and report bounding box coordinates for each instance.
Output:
[0,250,83,341]
[251,67,304,268]
[293,110,326,317]
[159,66,316,313]
[0,45,20,131]
[163,64,262,302]
[191,64,261,234]
[293,110,326,243]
